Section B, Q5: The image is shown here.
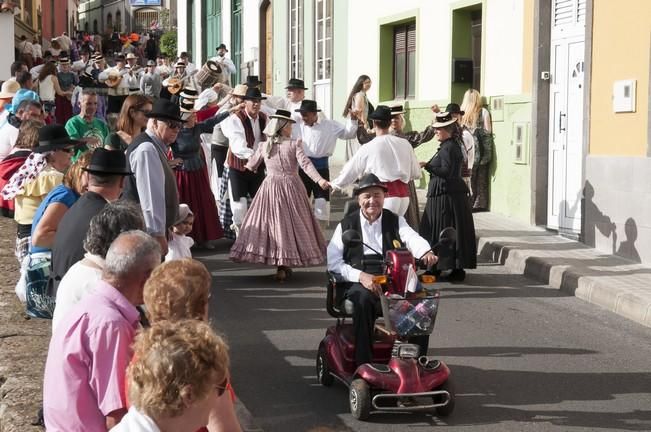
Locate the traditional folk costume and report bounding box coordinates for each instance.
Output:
[357,104,436,229]
[98,56,135,115]
[419,112,477,278]
[220,87,268,236]
[170,89,227,244]
[229,110,327,280]
[295,99,357,228]
[331,105,421,217]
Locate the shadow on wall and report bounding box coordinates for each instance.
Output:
[581,180,640,263]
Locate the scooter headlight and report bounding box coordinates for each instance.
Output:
[397,343,420,359]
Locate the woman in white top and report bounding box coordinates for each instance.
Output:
[114,320,230,432]
[37,62,72,119]
[51,200,145,331]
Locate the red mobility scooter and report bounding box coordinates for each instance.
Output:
[317,228,456,420]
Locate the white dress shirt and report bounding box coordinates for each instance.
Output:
[331,134,421,189]
[327,211,432,283]
[209,55,237,74]
[221,110,264,160]
[298,117,358,159]
[129,130,168,236]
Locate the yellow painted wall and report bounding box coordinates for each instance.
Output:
[590,0,650,156]
[521,0,534,95]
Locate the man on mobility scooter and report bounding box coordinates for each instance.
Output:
[327,173,438,366]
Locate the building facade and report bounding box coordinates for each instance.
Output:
[78,0,176,35]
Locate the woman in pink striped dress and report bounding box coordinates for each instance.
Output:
[229,109,330,281]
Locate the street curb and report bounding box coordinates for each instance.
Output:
[476,236,651,328]
[235,398,264,432]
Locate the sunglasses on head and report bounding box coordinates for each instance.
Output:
[215,377,229,397]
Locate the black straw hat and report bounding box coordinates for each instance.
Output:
[83,148,133,176]
[353,173,388,195]
[368,105,392,122]
[146,99,187,123]
[216,43,228,52]
[242,87,267,101]
[269,109,295,122]
[34,124,82,153]
[390,105,406,116]
[245,75,263,87]
[295,99,321,113]
[286,78,308,90]
[445,103,464,115]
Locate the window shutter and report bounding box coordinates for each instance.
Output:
[394,28,406,54]
[407,24,416,53]
[577,0,586,23]
[553,0,574,27]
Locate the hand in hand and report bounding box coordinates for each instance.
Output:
[318,179,331,190]
[359,272,382,295]
[168,158,183,169]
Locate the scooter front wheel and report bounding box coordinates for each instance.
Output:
[316,347,334,387]
[434,379,455,417]
[349,378,371,420]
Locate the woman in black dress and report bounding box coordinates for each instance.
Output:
[419,112,477,281]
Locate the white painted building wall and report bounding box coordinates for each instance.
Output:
[0,13,15,81]
[482,0,524,96]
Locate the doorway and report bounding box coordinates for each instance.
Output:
[546,0,586,232]
[451,3,482,104]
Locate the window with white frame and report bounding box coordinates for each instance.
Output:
[289,0,303,79]
[314,0,332,82]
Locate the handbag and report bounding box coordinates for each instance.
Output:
[474,110,494,166]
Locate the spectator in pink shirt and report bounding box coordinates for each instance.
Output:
[43,230,161,431]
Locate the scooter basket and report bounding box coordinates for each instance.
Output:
[380,291,440,338]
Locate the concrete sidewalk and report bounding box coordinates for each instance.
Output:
[474,212,651,328]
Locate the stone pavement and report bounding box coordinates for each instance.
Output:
[474,212,651,328]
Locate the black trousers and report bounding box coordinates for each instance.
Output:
[346,283,431,366]
[211,145,228,178]
[229,168,265,201]
[299,167,330,200]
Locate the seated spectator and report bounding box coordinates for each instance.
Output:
[115,320,230,432]
[2,124,76,301]
[25,151,92,318]
[48,148,132,297]
[143,259,242,432]
[0,119,42,217]
[43,230,161,431]
[0,95,43,161]
[52,200,145,331]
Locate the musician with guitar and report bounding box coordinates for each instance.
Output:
[98,55,132,117]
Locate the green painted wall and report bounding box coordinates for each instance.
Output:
[489,95,532,222]
[450,6,475,104]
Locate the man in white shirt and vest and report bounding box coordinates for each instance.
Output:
[209,43,236,86]
[295,99,357,229]
[220,87,268,236]
[331,105,421,217]
[327,174,437,365]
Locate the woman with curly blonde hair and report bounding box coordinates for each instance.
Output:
[115,320,230,431]
[142,258,242,432]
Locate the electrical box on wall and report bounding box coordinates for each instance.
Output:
[452,58,473,84]
[613,79,637,113]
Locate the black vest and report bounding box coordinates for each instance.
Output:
[123,131,179,230]
[341,209,402,272]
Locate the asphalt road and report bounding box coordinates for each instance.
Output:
[199,207,651,432]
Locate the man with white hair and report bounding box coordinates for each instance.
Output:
[44,230,161,431]
[123,99,182,255]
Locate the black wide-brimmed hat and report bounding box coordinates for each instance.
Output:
[83,148,133,176]
[216,43,228,52]
[245,75,263,87]
[445,103,464,115]
[368,105,392,122]
[270,109,295,122]
[146,99,187,123]
[295,99,321,113]
[242,87,266,101]
[286,78,307,90]
[353,173,388,195]
[34,124,82,154]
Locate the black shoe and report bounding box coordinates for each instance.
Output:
[448,269,466,282]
